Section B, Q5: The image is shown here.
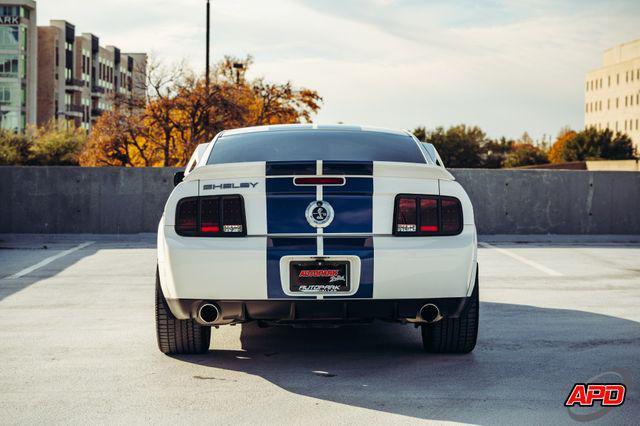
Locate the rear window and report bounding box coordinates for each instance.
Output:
[207,130,425,165]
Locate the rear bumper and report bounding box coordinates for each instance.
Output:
[158,224,478,302]
[167,296,471,325]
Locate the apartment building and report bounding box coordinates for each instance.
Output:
[585,38,640,147]
[0,1,37,132]
[37,20,146,130]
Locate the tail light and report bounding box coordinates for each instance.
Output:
[176,195,246,237]
[394,195,463,236]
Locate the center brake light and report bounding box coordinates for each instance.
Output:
[394,194,463,236]
[176,195,246,237]
[294,177,345,186]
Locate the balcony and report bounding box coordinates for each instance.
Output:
[65,104,84,117]
[91,107,104,116]
[91,85,105,96]
[65,78,85,91]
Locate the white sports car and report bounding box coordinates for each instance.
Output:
[156,124,478,354]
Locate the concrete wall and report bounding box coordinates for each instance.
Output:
[0,167,639,234]
[0,166,178,234]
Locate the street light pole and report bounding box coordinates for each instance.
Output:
[205,0,210,91]
[204,0,211,137]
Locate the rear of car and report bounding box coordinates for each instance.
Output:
[156,124,478,354]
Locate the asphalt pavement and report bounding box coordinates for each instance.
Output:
[0,234,638,425]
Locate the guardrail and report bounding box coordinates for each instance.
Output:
[0,167,638,234]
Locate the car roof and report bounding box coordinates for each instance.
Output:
[220,123,410,138]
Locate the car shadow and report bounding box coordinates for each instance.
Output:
[172,302,640,424]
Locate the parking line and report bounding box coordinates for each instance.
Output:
[6,241,95,280]
[478,242,563,276]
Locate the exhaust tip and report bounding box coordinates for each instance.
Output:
[420,303,441,323]
[198,303,220,324]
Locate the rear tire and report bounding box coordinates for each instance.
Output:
[155,269,211,354]
[421,268,479,354]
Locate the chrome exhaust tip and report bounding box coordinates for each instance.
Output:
[197,303,220,325]
[419,303,441,323]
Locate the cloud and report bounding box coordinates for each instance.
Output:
[37,0,640,140]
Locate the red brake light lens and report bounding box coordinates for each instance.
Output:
[394,195,462,236]
[221,196,243,233]
[200,198,220,233]
[175,195,246,237]
[441,197,462,233]
[396,197,417,233]
[176,199,197,234]
[419,198,438,232]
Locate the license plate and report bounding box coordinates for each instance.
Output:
[290,260,350,293]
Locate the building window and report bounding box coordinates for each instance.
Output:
[0,26,19,49]
[0,54,19,77]
[616,98,619,108]
[616,74,619,84]
[0,6,20,16]
[608,76,611,87]
[607,99,610,110]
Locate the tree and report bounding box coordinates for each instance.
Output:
[503,143,548,167]
[548,127,577,163]
[0,130,30,165]
[480,137,514,168]
[82,55,323,167]
[422,124,486,168]
[560,128,636,162]
[0,122,87,166]
[412,126,427,142]
[29,121,88,165]
[80,108,152,167]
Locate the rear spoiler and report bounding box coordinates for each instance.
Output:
[373,162,454,181]
[185,161,454,181]
[183,162,266,182]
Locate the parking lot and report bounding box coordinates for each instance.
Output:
[0,234,638,424]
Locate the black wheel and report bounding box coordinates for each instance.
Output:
[421,267,479,354]
[155,269,211,354]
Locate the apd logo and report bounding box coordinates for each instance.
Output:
[305,200,334,228]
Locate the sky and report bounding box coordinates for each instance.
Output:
[38,0,640,141]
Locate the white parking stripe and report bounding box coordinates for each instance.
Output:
[6,241,95,279]
[479,242,563,277]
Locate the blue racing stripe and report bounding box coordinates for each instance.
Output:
[324,237,374,298]
[266,237,317,298]
[266,177,315,234]
[266,161,316,176]
[265,237,374,299]
[323,161,373,176]
[323,177,373,234]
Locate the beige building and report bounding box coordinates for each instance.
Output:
[0,1,37,132]
[37,20,146,130]
[585,38,640,148]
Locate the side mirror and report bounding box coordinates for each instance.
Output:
[173,171,185,187]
